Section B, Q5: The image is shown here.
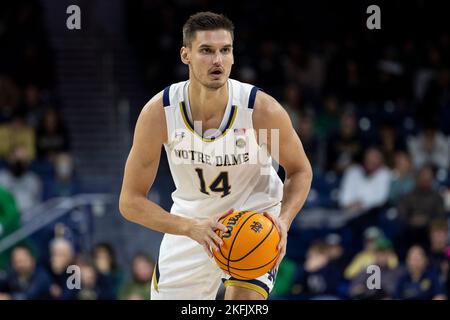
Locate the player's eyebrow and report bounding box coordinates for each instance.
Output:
[198,44,233,49]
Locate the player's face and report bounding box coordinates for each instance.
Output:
[182,29,234,89]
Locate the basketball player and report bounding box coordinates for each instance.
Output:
[119,12,312,300]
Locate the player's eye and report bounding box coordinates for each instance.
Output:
[200,48,211,54]
[221,48,231,53]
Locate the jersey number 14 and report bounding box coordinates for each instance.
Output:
[195,168,231,198]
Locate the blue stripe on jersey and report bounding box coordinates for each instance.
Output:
[248,86,260,109]
[155,262,160,283]
[163,85,171,106]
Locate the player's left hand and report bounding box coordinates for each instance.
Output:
[262,211,288,270]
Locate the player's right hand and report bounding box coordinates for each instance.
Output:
[188,209,233,258]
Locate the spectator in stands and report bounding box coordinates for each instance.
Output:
[75,255,115,300]
[36,109,70,161]
[324,233,348,276]
[377,124,405,168]
[45,153,79,199]
[428,219,449,271]
[0,146,42,218]
[0,109,36,160]
[291,241,341,299]
[21,84,46,128]
[397,166,446,249]
[395,245,447,300]
[314,95,340,139]
[326,110,363,174]
[256,40,284,94]
[443,247,450,296]
[407,124,450,171]
[281,84,302,127]
[119,253,154,300]
[0,245,52,300]
[297,111,322,169]
[0,75,20,124]
[388,151,415,205]
[339,147,391,213]
[93,243,123,294]
[349,238,402,299]
[345,227,398,280]
[48,237,76,300]
[0,187,20,270]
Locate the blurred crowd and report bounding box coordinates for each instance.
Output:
[0,0,156,301]
[0,0,78,270]
[0,241,155,300]
[1,0,450,299]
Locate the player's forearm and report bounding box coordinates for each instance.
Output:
[119,195,192,236]
[279,168,313,230]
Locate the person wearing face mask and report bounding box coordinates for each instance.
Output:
[44,153,79,200]
[0,147,42,220]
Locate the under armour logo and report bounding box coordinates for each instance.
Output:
[268,268,277,282]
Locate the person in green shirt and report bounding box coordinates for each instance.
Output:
[119,253,155,300]
[0,187,21,270]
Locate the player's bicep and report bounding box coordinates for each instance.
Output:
[276,112,310,175]
[122,142,161,197]
[121,96,165,198]
[253,92,310,175]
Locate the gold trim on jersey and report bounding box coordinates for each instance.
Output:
[152,263,159,293]
[179,101,237,142]
[223,280,268,299]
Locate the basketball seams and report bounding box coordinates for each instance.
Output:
[228,254,278,271]
[217,210,244,261]
[229,219,275,262]
[213,210,279,280]
[216,254,277,274]
[227,212,258,276]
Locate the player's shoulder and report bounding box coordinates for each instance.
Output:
[228,78,269,111]
[252,88,285,119]
[141,80,187,114]
[249,86,291,132]
[137,89,168,141]
[158,80,189,108]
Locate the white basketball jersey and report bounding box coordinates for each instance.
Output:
[162,78,283,218]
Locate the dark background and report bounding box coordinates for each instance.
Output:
[0,0,449,300]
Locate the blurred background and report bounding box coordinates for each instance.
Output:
[0,0,449,300]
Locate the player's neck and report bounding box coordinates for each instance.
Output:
[188,79,229,117]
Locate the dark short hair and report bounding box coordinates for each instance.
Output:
[12,244,35,258]
[182,11,234,47]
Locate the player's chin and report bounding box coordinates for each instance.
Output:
[205,78,227,89]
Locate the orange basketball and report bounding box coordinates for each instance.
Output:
[213,210,280,280]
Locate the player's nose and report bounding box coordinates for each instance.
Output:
[212,51,223,64]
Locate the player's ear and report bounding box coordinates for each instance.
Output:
[180,47,190,65]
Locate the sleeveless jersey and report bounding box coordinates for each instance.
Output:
[162,78,283,218]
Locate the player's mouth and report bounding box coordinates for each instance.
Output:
[209,68,224,78]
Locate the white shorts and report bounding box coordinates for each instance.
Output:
[150,205,281,300]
